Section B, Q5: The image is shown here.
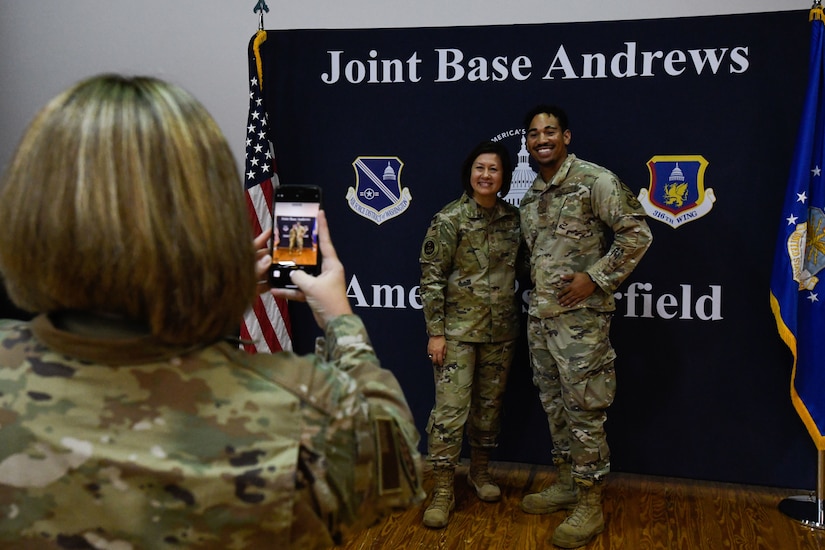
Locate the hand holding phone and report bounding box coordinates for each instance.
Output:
[268,185,322,288]
[269,209,353,328]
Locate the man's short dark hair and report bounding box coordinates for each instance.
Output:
[523,104,569,133]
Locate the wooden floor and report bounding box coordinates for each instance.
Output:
[339,461,825,549]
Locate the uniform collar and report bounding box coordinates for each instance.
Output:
[536,153,578,190]
[459,192,510,220]
[30,311,211,366]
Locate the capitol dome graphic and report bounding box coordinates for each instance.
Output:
[503,135,536,207]
[669,163,684,182]
[383,161,396,182]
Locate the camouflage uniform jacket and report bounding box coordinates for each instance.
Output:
[519,154,653,318]
[0,312,424,550]
[420,193,521,342]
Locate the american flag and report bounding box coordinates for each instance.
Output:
[240,30,292,353]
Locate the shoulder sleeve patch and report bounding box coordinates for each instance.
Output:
[619,182,644,212]
[421,237,439,260]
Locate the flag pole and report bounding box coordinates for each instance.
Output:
[778,450,825,529]
[771,0,825,531]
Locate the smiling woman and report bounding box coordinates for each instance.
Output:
[469,153,505,207]
[418,140,522,528]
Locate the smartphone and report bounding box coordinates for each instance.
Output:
[268,185,322,288]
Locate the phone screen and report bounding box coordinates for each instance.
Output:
[269,186,322,288]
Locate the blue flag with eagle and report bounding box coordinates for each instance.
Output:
[770,4,825,451]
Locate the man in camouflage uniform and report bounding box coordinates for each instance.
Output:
[419,141,521,528]
[518,105,652,548]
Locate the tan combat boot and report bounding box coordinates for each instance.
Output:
[467,447,501,502]
[422,466,455,528]
[520,461,578,514]
[550,480,605,548]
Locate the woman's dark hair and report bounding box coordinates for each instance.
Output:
[460,140,513,198]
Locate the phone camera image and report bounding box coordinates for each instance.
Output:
[268,185,322,288]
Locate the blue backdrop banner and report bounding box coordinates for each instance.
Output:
[257,10,812,488]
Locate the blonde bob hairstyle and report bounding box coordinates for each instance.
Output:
[0,74,257,345]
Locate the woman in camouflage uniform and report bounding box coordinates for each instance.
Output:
[0,74,423,549]
[418,141,521,528]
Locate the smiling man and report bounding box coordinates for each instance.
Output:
[518,104,653,549]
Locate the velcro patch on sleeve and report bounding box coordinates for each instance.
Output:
[421,236,439,261]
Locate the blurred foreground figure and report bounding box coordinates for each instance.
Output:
[0,74,423,550]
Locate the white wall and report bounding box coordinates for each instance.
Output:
[0,0,809,175]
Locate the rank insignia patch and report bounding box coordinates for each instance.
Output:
[638,155,716,228]
[346,156,412,225]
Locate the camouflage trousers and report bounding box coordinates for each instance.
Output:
[427,339,516,468]
[527,310,617,482]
